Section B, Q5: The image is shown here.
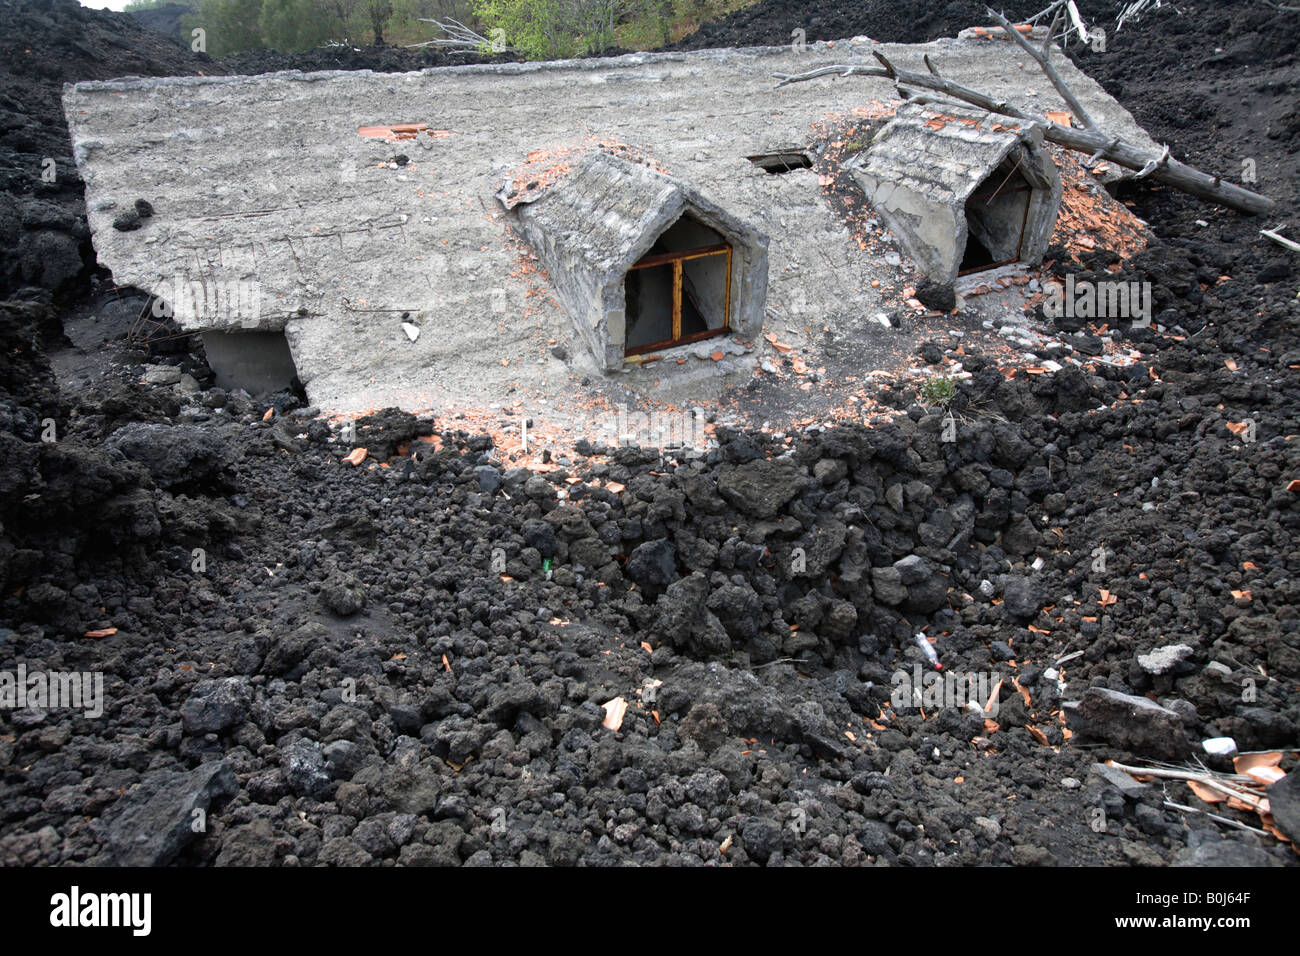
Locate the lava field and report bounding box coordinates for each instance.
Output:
[0,0,1297,882]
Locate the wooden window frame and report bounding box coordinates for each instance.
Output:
[624,243,732,357]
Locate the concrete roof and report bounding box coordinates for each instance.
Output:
[62,36,1158,424]
[505,150,750,274]
[847,100,1063,285]
[506,150,769,371]
[854,101,1039,204]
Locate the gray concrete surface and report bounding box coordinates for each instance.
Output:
[63,35,1158,428]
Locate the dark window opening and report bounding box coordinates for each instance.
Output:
[960,233,996,272]
[959,155,1033,275]
[747,150,813,174]
[625,214,732,357]
[200,329,300,395]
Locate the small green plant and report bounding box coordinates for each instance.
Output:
[920,375,955,408]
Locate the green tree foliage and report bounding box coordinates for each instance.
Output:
[315,0,369,41]
[182,0,383,54]
[384,0,426,44]
[473,0,630,59]
[469,0,754,60]
[183,0,265,55]
[174,0,755,59]
[381,0,480,46]
[124,0,179,11]
[653,0,671,45]
[473,0,565,58]
[367,0,394,44]
[260,0,336,49]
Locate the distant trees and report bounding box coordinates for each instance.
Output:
[182,0,391,53]
[472,0,634,58]
[188,0,265,55]
[471,0,748,59]
[259,0,333,51]
[172,0,749,58]
[367,0,394,44]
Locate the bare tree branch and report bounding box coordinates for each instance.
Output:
[1261,226,1300,252]
[1041,5,1064,56]
[987,6,1098,130]
[1117,0,1167,31]
[1064,1,1091,45]
[407,18,495,50]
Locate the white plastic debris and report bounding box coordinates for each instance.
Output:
[914,632,941,670]
[1043,667,1066,692]
[401,322,420,342]
[1202,737,1238,757]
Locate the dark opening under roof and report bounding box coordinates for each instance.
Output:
[747,150,813,174]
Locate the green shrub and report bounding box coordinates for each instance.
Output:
[919,376,955,408]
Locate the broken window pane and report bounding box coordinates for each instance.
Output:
[747,151,813,174]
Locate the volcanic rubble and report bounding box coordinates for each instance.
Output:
[0,0,1296,866]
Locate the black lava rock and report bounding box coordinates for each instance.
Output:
[915,279,956,312]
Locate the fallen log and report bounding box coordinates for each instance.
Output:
[773,17,1275,215]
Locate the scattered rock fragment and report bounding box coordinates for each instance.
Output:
[102,761,238,866]
[1137,643,1194,676]
[180,677,250,735]
[1074,687,1191,759]
[320,572,366,616]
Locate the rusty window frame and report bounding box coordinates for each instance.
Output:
[624,243,732,357]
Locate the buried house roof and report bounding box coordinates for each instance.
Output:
[61,39,1154,418]
[500,150,761,275]
[852,101,1044,204]
[500,151,768,370]
[847,101,1063,284]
